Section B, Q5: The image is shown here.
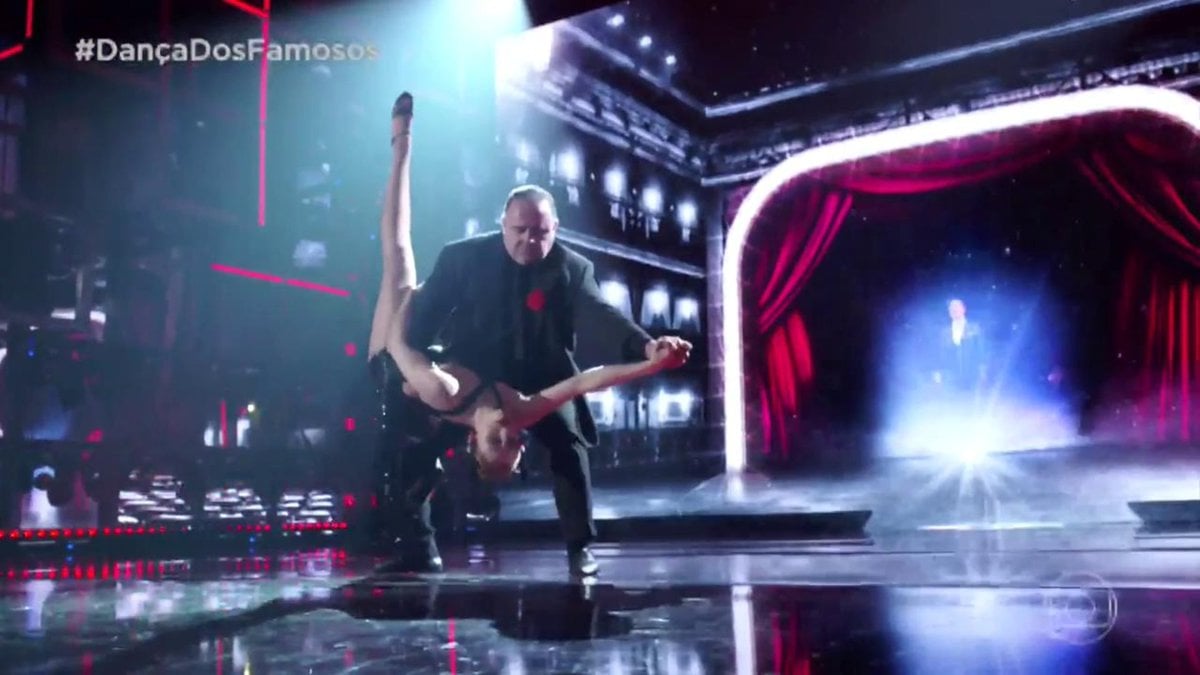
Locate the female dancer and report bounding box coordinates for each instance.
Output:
[367,93,680,480]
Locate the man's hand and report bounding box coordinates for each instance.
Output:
[645,336,692,370]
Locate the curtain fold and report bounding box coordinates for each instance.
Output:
[1079,133,1200,442]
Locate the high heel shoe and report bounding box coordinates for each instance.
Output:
[391,93,413,148]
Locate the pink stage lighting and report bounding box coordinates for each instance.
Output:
[721,85,1200,474]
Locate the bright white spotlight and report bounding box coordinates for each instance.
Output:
[603,166,626,199]
[465,218,480,236]
[600,280,628,305]
[599,281,634,319]
[665,54,677,67]
[720,85,1200,476]
[642,186,663,213]
[677,200,697,226]
[674,297,700,331]
[646,288,669,313]
[586,389,619,426]
[246,403,256,414]
[607,14,625,27]
[495,26,555,82]
[557,148,582,183]
[641,287,671,327]
[292,240,327,268]
[639,35,652,49]
[654,390,695,425]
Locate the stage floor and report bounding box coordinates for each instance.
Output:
[4,535,1200,674]
[499,443,1200,531]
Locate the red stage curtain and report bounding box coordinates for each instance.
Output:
[750,128,1079,457]
[1080,133,1200,441]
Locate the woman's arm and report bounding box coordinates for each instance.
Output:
[386,289,464,412]
[509,358,668,428]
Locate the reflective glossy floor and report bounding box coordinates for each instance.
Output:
[3,538,1200,674]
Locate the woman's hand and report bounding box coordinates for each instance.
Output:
[646,336,691,370]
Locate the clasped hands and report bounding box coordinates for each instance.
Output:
[646,336,692,370]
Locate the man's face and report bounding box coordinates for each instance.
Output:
[948,300,966,321]
[501,197,557,265]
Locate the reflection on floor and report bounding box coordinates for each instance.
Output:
[3,536,1200,674]
[501,442,1200,530]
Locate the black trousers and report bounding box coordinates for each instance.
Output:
[386,413,597,551]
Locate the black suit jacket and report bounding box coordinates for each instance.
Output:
[936,321,987,391]
[405,232,652,446]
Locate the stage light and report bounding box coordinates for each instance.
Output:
[639,35,652,49]
[599,281,634,319]
[646,288,669,313]
[557,148,582,183]
[653,390,695,425]
[246,403,257,414]
[465,218,480,236]
[665,54,677,67]
[600,281,628,305]
[721,85,1200,475]
[604,167,626,199]
[674,298,701,331]
[496,25,554,81]
[677,200,697,227]
[677,298,698,319]
[642,287,671,327]
[236,416,251,447]
[292,240,327,268]
[607,14,625,27]
[586,389,619,426]
[642,186,664,214]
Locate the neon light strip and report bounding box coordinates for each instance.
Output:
[220,0,266,19]
[210,263,351,297]
[0,44,24,61]
[258,0,271,226]
[220,0,270,225]
[25,0,34,38]
[210,263,282,283]
[721,85,1200,474]
[285,278,351,297]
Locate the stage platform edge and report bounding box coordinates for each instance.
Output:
[477,510,873,543]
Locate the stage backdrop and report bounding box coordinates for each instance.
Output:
[731,106,1200,469]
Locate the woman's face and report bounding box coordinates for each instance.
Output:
[473,416,524,481]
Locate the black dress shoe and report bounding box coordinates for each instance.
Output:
[568,546,599,577]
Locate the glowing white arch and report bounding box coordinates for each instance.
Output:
[722,85,1200,474]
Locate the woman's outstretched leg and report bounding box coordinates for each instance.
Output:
[367,92,416,357]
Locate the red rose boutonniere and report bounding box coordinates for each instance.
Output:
[526,288,546,312]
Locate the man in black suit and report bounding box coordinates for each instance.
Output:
[393,185,691,576]
[932,298,987,396]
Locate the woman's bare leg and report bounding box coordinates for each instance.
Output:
[367,93,416,357]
